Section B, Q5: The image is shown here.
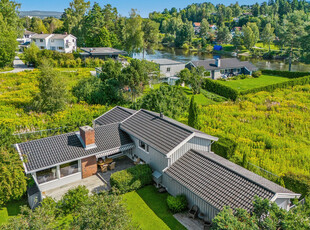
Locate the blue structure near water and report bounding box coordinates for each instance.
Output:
[213,45,223,51]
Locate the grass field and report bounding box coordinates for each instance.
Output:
[182,87,217,106]
[218,75,290,92]
[0,198,27,225]
[123,186,186,230]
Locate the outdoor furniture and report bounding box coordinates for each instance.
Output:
[97,162,108,173]
[188,205,199,219]
[108,162,116,170]
[158,187,167,193]
[203,216,212,230]
[134,158,141,165]
[104,158,113,164]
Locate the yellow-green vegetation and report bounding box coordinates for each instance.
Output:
[188,85,310,178]
[123,186,186,230]
[256,42,280,50]
[218,75,291,92]
[0,198,27,225]
[182,87,217,106]
[0,69,107,134]
[0,67,13,72]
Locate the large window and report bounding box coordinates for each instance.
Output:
[60,161,79,177]
[36,167,57,184]
[139,140,149,153]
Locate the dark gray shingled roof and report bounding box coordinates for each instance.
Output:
[191,58,258,71]
[17,123,133,173]
[120,110,194,154]
[80,47,127,55]
[165,149,297,211]
[94,106,136,126]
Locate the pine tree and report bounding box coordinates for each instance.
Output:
[188,96,199,129]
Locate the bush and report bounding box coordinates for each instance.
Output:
[59,185,89,214]
[203,78,239,101]
[282,172,310,198]
[252,71,262,78]
[261,69,310,78]
[240,75,310,95]
[110,164,152,194]
[212,137,237,159]
[166,195,188,213]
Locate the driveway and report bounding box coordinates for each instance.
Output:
[0,55,34,74]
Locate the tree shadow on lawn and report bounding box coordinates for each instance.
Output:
[136,185,186,230]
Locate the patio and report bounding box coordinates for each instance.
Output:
[174,213,205,230]
[43,156,134,200]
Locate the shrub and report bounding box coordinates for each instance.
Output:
[282,172,310,198]
[261,69,310,78]
[167,195,188,213]
[110,164,152,194]
[203,78,239,101]
[59,185,89,214]
[212,137,237,159]
[252,71,262,78]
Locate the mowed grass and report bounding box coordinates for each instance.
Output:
[182,87,216,106]
[0,198,27,225]
[218,75,290,92]
[123,186,186,230]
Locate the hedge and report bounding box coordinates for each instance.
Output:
[240,75,310,95]
[110,164,153,194]
[282,172,310,198]
[261,69,310,78]
[211,137,237,159]
[203,78,238,101]
[166,195,188,213]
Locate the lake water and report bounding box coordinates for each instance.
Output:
[133,48,310,72]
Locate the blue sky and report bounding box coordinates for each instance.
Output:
[17,0,263,17]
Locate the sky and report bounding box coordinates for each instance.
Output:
[16,0,264,17]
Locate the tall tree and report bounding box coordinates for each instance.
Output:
[232,28,243,50]
[30,18,48,34]
[188,96,199,129]
[216,26,232,44]
[33,60,68,113]
[175,20,194,48]
[23,42,40,66]
[199,18,209,38]
[63,0,90,34]
[142,19,160,59]
[122,9,144,54]
[261,23,275,52]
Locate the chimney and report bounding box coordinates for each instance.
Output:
[215,58,221,67]
[79,126,96,149]
[64,32,68,35]
[160,112,164,118]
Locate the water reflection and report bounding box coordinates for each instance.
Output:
[133,48,310,72]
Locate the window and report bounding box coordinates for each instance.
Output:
[51,46,56,51]
[51,39,54,43]
[58,46,63,50]
[139,140,149,153]
[36,167,57,184]
[33,39,36,42]
[167,67,171,72]
[40,46,45,50]
[60,161,79,177]
[40,39,43,42]
[220,69,225,74]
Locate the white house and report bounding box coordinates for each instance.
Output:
[17,30,36,44]
[151,59,186,85]
[30,33,77,53]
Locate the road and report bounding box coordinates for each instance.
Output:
[0,55,34,74]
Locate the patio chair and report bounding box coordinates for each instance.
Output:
[108,162,116,170]
[100,164,108,173]
[203,216,212,230]
[134,158,141,165]
[188,205,199,219]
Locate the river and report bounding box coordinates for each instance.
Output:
[133,48,310,72]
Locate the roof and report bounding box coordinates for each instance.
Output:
[120,109,218,155]
[151,59,184,66]
[31,34,52,39]
[24,30,36,35]
[80,47,127,56]
[31,33,75,40]
[94,106,136,126]
[165,149,298,211]
[17,123,133,173]
[193,22,201,27]
[191,58,258,71]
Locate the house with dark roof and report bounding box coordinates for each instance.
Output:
[15,106,299,219]
[187,58,258,79]
[80,47,127,60]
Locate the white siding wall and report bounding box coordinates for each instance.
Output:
[159,63,186,78]
[162,173,220,220]
[275,198,290,210]
[169,136,211,166]
[130,135,168,172]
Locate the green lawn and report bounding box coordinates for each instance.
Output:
[0,67,14,72]
[0,198,27,226]
[123,186,186,230]
[255,42,280,50]
[182,87,217,106]
[218,75,290,92]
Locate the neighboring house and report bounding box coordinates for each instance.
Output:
[209,25,217,30]
[151,59,186,85]
[186,58,258,79]
[233,17,240,23]
[17,30,36,51]
[80,47,127,60]
[193,22,201,34]
[30,33,77,53]
[16,106,299,219]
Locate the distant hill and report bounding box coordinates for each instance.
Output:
[19,10,63,19]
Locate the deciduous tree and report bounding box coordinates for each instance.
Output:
[261,23,275,52]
